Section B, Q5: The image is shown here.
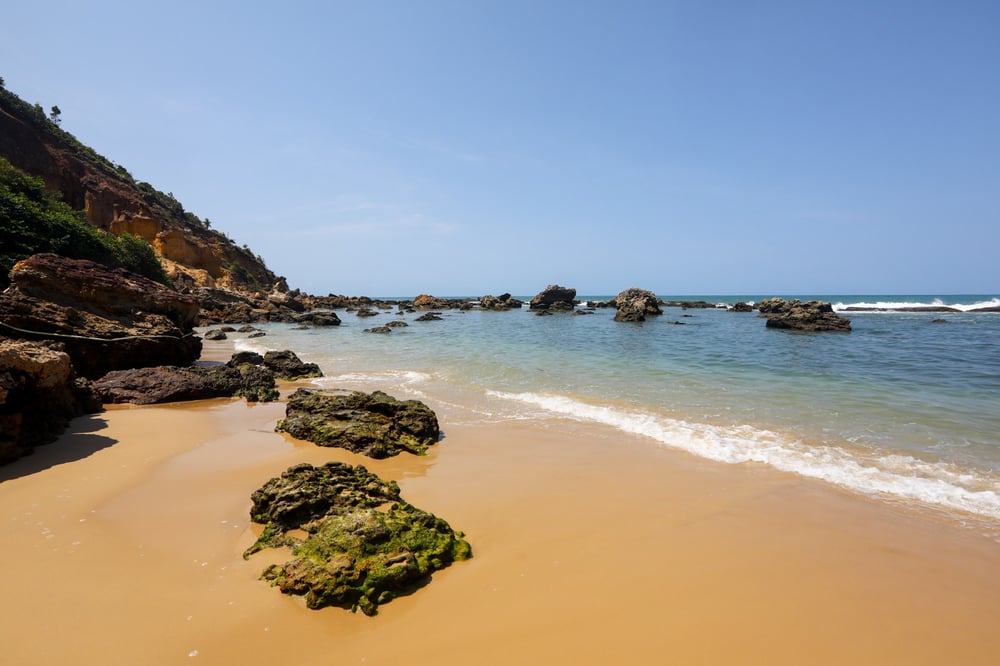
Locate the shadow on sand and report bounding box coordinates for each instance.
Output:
[0,414,117,483]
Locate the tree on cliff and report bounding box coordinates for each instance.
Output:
[0,156,168,286]
[49,105,61,126]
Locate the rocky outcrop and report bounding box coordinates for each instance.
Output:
[93,360,279,405]
[262,350,322,380]
[613,288,662,322]
[193,287,342,326]
[479,293,524,311]
[529,285,576,312]
[0,254,202,378]
[758,298,852,332]
[415,313,443,322]
[413,294,450,310]
[0,338,102,463]
[276,388,440,458]
[245,461,471,615]
[730,302,754,312]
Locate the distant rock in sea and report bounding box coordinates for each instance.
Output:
[613,288,662,322]
[529,285,577,312]
[758,298,852,332]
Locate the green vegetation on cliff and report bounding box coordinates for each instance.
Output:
[0,82,276,291]
[0,156,168,285]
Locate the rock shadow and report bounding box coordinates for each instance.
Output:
[0,415,116,483]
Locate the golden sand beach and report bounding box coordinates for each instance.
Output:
[3,362,1000,665]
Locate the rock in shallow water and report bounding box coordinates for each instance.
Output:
[757,298,852,332]
[245,462,471,615]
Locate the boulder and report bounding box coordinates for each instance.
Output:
[245,461,471,615]
[292,311,341,327]
[529,285,576,311]
[758,298,852,332]
[262,350,323,380]
[0,338,102,463]
[276,388,440,458]
[204,329,227,340]
[415,313,443,322]
[613,288,662,322]
[267,290,306,313]
[0,254,202,378]
[413,294,449,310]
[479,293,524,311]
[93,363,279,404]
[227,351,264,366]
[730,302,754,312]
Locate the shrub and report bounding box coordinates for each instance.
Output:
[0,156,168,285]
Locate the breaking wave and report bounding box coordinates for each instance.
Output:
[487,390,1000,521]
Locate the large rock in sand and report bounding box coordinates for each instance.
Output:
[276,388,440,458]
[245,461,471,615]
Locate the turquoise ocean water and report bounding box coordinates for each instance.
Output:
[222,295,1000,527]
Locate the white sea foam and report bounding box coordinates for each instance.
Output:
[232,339,271,354]
[487,390,1000,521]
[833,298,1000,312]
[311,370,433,396]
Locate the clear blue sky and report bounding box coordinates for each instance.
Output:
[3,1,998,296]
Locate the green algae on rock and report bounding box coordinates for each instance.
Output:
[276,388,440,458]
[245,462,471,615]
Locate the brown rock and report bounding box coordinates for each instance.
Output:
[0,254,202,377]
[0,338,101,463]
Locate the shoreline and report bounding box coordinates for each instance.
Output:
[3,348,1000,663]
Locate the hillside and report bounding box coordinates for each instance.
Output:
[0,82,275,291]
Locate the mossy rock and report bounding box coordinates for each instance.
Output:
[276,388,440,458]
[245,462,470,615]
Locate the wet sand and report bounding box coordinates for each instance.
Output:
[3,385,1000,665]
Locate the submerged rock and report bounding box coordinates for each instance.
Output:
[276,388,440,458]
[758,298,852,332]
[245,462,471,615]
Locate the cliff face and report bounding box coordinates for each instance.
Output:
[0,87,275,291]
